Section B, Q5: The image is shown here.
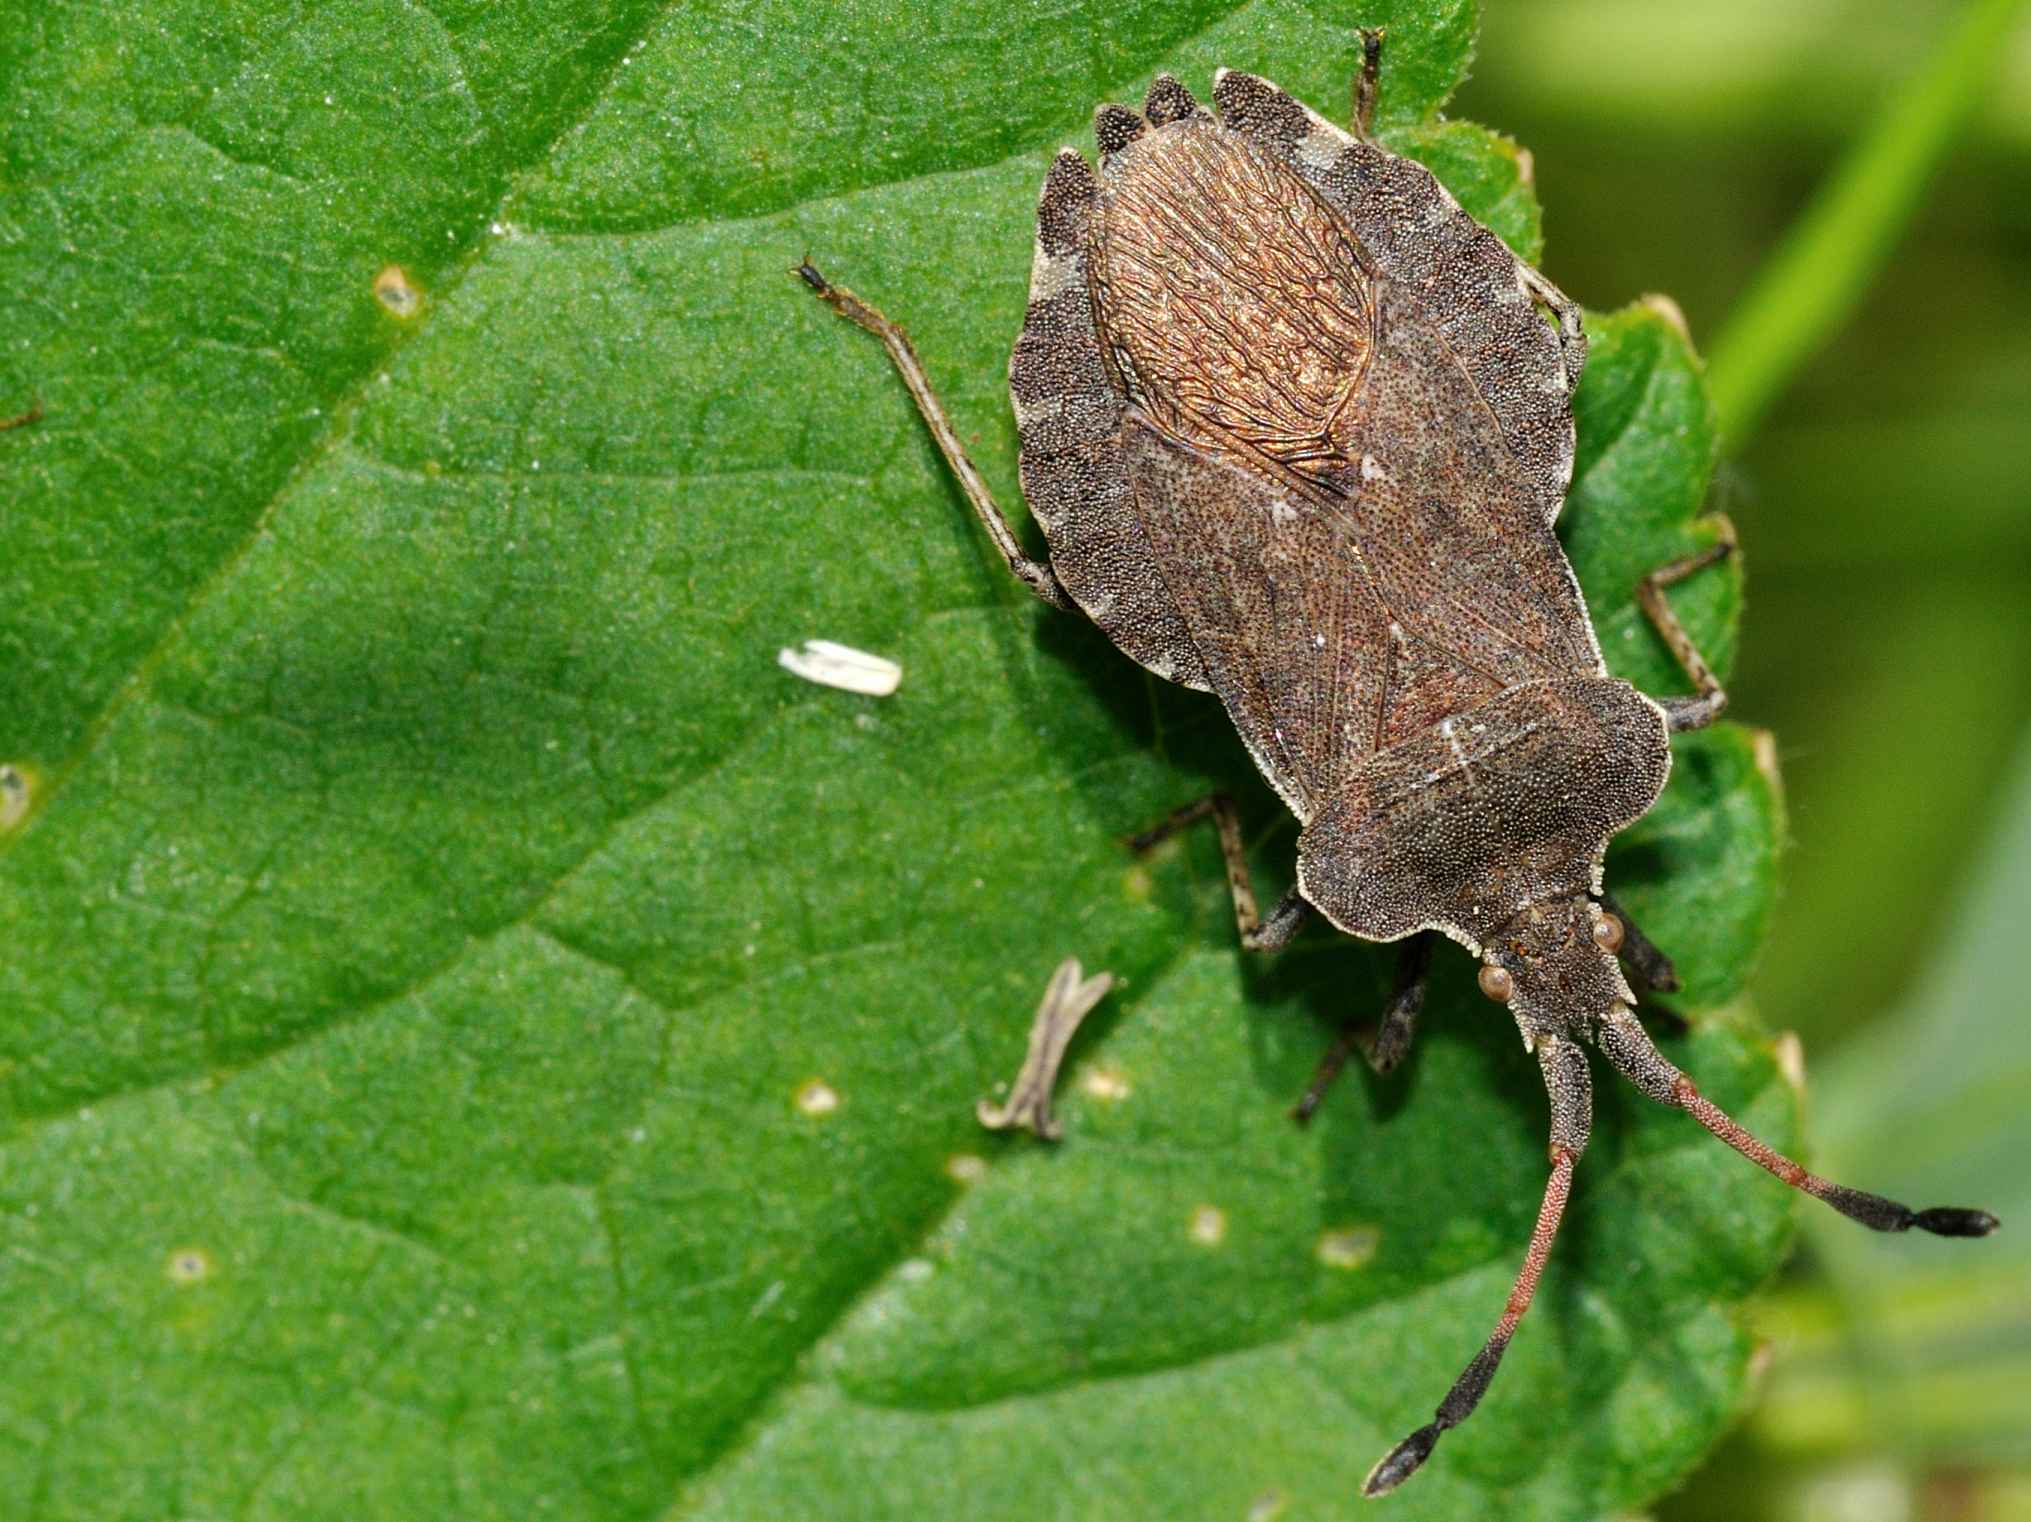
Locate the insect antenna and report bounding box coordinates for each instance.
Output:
[1595,1010,1998,1237]
[1364,1036,1593,1496]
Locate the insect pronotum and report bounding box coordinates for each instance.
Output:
[796,36,1997,1497]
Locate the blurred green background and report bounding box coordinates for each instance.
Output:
[1458,1,2031,1518]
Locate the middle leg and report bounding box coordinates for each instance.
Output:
[1132,793,1438,1119]
[1639,515,1737,733]
[1130,792,1310,952]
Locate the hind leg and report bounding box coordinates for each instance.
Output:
[1352,27,1384,137]
[796,260,1075,612]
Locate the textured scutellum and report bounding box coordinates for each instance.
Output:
[0,4,1808,1521]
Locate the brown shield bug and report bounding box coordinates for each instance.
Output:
[796,34,1998,1497]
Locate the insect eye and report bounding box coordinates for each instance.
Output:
[1592,912,1625,954]
[1477,964,1514,1003]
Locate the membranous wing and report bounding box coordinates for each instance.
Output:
[1095,117,1376,493]
[1093,122,1601,820]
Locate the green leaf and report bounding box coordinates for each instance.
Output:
[0,3,1791,1518]
[1383,119,1545,262]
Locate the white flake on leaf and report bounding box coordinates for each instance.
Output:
[778,639,902,697]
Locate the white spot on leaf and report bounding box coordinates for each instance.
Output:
[0,763,34,831]
[794,1078,839,1116]
[1247,1491,1288,1522]
[1316,1224,1380,1270]
[1188,1204,1227,1246]
[373,264,423,319]
[1080,1068,1130,1102]
[165,1246,214,1285]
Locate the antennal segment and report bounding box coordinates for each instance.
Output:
[1595,1010,1998,1238]
[1364,1034,1593,1496]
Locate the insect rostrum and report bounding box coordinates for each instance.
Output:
[798,44,1997,1499]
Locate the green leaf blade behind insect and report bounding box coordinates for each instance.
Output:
[0,3,1791,1519]
[0,0,674,767]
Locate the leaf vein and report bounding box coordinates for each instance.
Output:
[4,0,691,864]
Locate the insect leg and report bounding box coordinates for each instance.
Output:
[1520,264,1588,395]
[1365,933,1434,1072]
[1364,1034,1593,1496]
[976,957,1117,1141]
[1352,28,1384,139]
[1639,515,1737,733]
[794,260,1076,612]
[1598,890,1681,994]
[1291,934,1433,1125]
[1128,792,1311,952]
[1595,1007,1999,1237]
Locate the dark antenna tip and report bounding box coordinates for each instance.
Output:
[1911,1206,2000,1237]
[1362,1422,1439,1498]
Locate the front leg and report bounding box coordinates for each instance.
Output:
[1132,793,1439,1119]
[1598,890,1679,994]
[1596,891,1689,1035]
[1291,933,1434,1125]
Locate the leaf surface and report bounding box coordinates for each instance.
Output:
[0,3,1790,1518]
